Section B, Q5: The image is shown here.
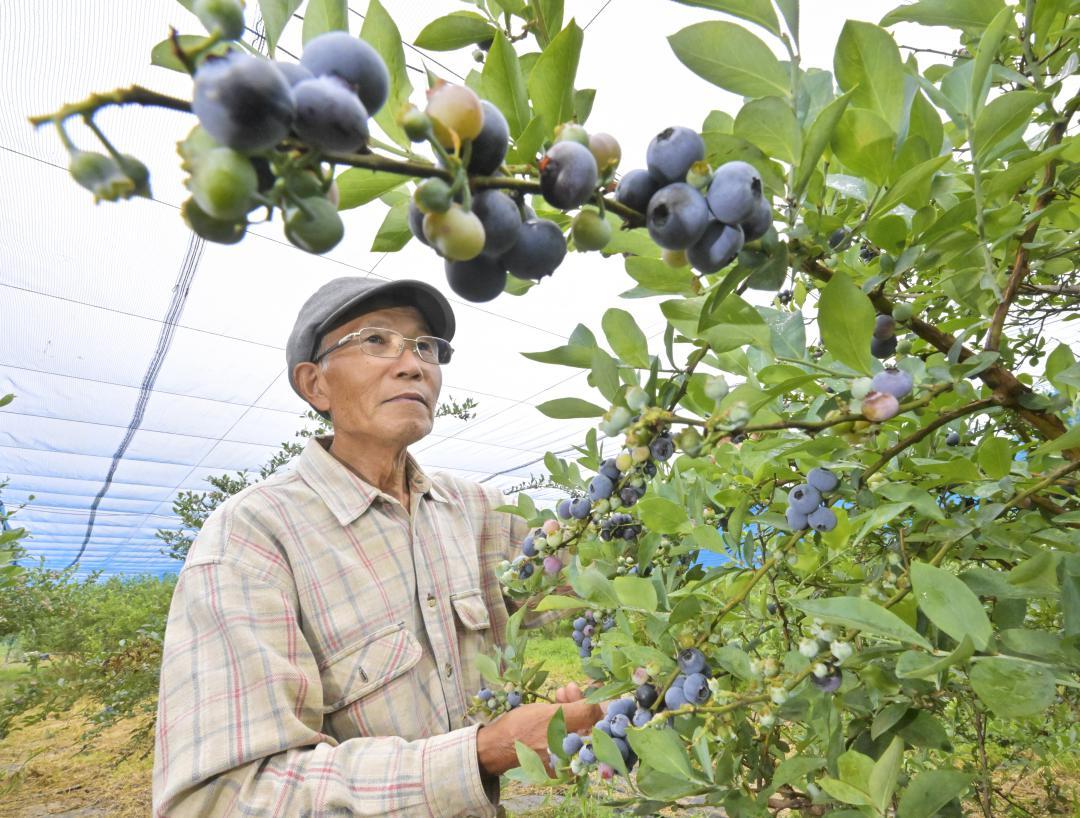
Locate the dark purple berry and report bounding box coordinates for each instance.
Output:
[646,126,705,185]
[615,169,660,214]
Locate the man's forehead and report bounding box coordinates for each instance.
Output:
[330,305,430,337]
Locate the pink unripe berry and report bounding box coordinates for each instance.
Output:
[542,518,561,535]
[598,762,615,780]
[861,391,901,422]
[543,556,562,574]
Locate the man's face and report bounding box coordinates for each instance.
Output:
[300,305,443,448]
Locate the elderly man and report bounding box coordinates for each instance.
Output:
[152,277,602,817]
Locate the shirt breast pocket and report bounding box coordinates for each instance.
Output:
[450,589,491,697]
[319,621,423,739]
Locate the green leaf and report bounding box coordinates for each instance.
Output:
[521,344,593,368]
[151,35,233,72]
[474,652,500,683]
[1033,423,1080,456]
[870,737,904,814]
[984,143,1068,199]
[762,757,825,798]
[871,154,950,217]
[712,645,755,680]
[668,21,789,99]
[505,114,548,164]
[969,657,1057,718]
[973,91,1045,161]
[1063,565,1080,638]
[910,563,992,650]
[734,96,800,164]
[301,0,347,44]
[792,91,852,198]
[697,293,771,351]
[831,107,895,184]
[363,0,413,150]
[369,201,411,251]
[590,348,620,403]
[531,0,564,47]
[819,777,873,807]
[636,497,689,534]
[792,597,932,649]
[414,11,494,50]
[880,0,1005,34]
[969,6,1013,113]
[895,635,976,679]
[898,770,973,818]
[335,169,405,210]
[527,21,583,133]
[258,0,303,56]
[571,564,620,608]
[838,749,875,792]
[547,705,567,758]
[977,436,1013,479]
[818,273,875,375]
[613,576,659,613]
[534,594,588,611]
[624,257,696,295]
[834,21,905,126]
[505,740,551,785]
[626,727,694,779]
[536,398,606,419]
[480,31,531,137]
[602,308,651,369]
[590,727,629,776]
[670,0,780,36]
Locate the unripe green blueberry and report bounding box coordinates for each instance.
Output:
[194,0,245,40]
[285,169,323,199]
[284,196,344,254]
[830,640,853,662]
[117,154,151,197]
[769,686,788,705]
[181,197,246,244]
[615,452,633,472]
[571,208,612,251]
[425,81,484,147]
[587,132,621,175]
[69,151,127,202]
[704,375,729,402]
[547,530,563,548]
[676,427,703,456]
[897,338,912,354]
[191,147,257,221]
[600,406,633,437]
[662,248,688,268]
[851,377,873,400]
[892,302,914,322]
[798,637,819,658]
[685,160,712,190]
[399,106,433,142]
[423,204,486,260]
[413,177,453,214]
[624,386,649,411]
[631,446,651,463]
[553,121,590,147]
[760,712,776,728]
[728,401,751,427]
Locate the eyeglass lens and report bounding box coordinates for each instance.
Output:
[359,328,452,365]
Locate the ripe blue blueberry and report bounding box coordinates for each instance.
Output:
[582,624,595,637]
[615,168,660,214]
[579,645,591,658]
[635,683,658,710]
[578,746,596,765]
[619,486,641,507]
[292,76,369,153]
[539,141,598,210]
[646,126,705,185]
[706,161,763,224]
[874,314,896,340]
[602,616,615,631]
[468,101,510,175]
[646,182,710,250]
[609,713,630,737]
[682,672,710,704]
[571,629,584,644]
[871,335,898,359]
[477,687,493,701]
[664,684,687,709]
[408,201,430,246]
[518,562,534,579]
[444,255,508,303]
[600,458,621,481]
[650,435,675,462]
[807,467,839,493]
[589,474,614,501]
[581,636,592,652]
[687,220,744,273]
[593,719,614,736]
[807,506,837,533]
[521,533,537,557]
[678,648,707,675]
[507,691,522,707]
[612,736,633,765]
[471,189,522,257]
[562,733,583,756]
[570,497,592,519]
[946,430,960,446]
[275,61,314,87]
[501,219,566,281]
[557,499,573,519]
[812,667,843,693]
[632,708,652,727]
[789,484,822,515]
[871,367,913,399]
[607,698,636,719]
[300,31,389,116]
[192,53,295,151]
[573,616,587,631]
[786,507,809,531]
[741,195,773,241]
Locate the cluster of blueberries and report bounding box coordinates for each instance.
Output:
[786,467,840,533]
[663,647,714,709]
[182,29,390,251]
[474,685,523,713]
[615,127,771,274]
[570,611,616,659]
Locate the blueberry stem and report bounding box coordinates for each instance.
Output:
[29,86,194,127]
[82,117,123,164]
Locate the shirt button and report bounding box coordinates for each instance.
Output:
[444,662,453,678]
[426,593,436,608]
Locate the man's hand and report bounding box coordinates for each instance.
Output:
[476,683,603,777]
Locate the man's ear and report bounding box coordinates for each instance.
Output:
[293,362,331,415]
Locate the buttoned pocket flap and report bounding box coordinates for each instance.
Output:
[450,590,491,631]
[319,622,422,712]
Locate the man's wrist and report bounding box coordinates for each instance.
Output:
[475,724,506,777]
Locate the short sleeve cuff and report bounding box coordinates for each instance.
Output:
[422,722,498,818]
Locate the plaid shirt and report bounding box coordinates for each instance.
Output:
[152,434,540,817]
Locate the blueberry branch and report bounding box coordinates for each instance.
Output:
[29,86,194,127]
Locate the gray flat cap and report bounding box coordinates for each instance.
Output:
[286,276,455,405]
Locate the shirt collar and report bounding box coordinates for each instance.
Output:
[297,434,448,526]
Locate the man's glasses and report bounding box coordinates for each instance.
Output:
[314,327,454,366]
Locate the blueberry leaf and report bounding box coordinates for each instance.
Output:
[668,21,789,100]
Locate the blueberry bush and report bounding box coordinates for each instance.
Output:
[31,0,1080,814]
